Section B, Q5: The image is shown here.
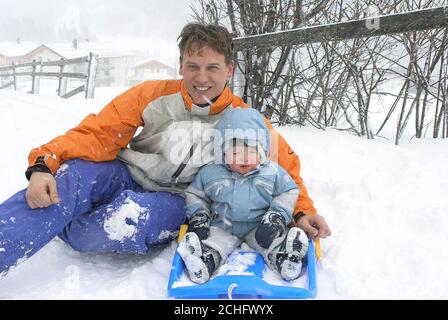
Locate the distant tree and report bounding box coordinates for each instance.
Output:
[192,0,331,119]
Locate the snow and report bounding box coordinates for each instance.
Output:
[0,88,448,299]
[0,41,38,57]
[216,251,257,276]
[172,249,257,288]
[103,198,148,242]
[46,41,136,59]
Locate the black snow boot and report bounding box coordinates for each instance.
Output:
[177,232,221,284]
[273,227,309,281]
[255,211,287,249]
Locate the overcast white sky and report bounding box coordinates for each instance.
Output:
[0,0,196,63]
[0,0,195,41]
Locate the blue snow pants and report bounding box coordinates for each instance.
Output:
[0,159,186,276]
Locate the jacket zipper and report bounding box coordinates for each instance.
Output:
[171,142,198,184]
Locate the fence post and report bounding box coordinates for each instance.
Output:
[12,62,17,91]
[85,52,98,99]
[31,59,42,94]
[58,58,68,97]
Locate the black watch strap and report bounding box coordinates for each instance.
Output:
[25,156,52,181]
[293,212,306,224]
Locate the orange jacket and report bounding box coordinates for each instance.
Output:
[28,79,317,216]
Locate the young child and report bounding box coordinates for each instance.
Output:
[178,108,309,284]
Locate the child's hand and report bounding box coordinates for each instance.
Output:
[188,211,211,240]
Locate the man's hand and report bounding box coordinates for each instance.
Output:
[26,172,60,209]
[296,214,331,240]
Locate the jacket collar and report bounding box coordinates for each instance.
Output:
[180,79,234,115]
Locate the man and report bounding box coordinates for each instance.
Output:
[0,23,330,277]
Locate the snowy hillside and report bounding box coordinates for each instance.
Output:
[0,88,447,299]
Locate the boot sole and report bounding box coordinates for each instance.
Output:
[285,227,309,258]
[280,258,303,281]
[178,232,210,284]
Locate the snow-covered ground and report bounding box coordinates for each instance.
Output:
[0,87,447,299]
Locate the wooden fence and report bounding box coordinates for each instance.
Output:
[233,6,448,50]
[0,52,98,99]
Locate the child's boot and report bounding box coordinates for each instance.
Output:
[255,211,287,249]
[177,232,221,284]
[274,227,309,281]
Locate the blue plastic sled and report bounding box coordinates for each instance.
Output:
[167,226,318,299]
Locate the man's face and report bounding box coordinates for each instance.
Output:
[225,145,260,175]
[179,45,233,105]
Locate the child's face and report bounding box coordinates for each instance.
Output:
[225,144,260,175]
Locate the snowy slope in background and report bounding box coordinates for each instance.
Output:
[0,89,447,299]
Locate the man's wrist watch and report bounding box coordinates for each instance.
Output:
[293,212,306,224]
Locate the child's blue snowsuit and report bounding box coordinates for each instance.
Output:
[183,108,300,272]
[0,159,186,277]
[185,108,299,238]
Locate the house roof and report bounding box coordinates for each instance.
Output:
[0,40,137,62]
[45,42,135,59]
[23,44,64,59]
[132,58,174,70]
[0,41,38,57]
